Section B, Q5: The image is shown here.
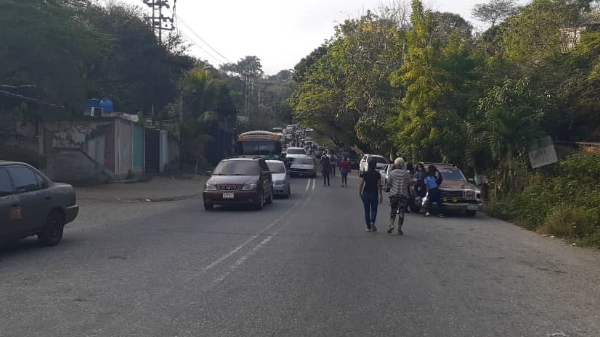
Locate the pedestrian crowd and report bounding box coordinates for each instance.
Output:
[357,158,445,234]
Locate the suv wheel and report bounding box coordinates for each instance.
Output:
[38,211,65,246]
[204,202,214,211]
[266,188,274,204]
[409,202,421,214]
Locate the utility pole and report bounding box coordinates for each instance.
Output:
[143,0,176,45]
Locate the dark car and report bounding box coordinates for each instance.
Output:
[203,158,274,210]
[0,161,79,246]
[342,150,360,169]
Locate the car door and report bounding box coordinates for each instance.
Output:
[7,165,47,235]
[258,160,272,197]
[0,167,20,240]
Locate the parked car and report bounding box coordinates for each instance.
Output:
[289,156,317,178]
[359,154,389,176]
[379,164,393,192]
[266,160,291,198]
[203,158,274,210]
[0,161,79,246]
[411,163,483,216]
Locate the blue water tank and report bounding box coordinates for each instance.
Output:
[99,99,114,113]
[87,98,101,109]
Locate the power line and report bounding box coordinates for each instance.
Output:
[172,12,232,64]
[0,89,65,108]
[178,29,224,65]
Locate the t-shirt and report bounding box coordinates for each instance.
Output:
[362,170,381,194]
[339,161,351,173]
[425,175,438,189]
[389,169,410,197]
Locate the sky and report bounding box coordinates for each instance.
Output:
[118,0,521,74]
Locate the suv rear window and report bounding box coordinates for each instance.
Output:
[372,156,388,164]
[287,148,305,155]
[267,162,286,173]
[0,167,14,197]
[213,161,260,176]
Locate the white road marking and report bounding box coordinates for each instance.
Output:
[305,178,311,191]
[312,178,316,191]
[198,196,304,276]
[214,236,273,284]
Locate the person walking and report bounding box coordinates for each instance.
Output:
[321,155,331,186]
[405,162,415,213]
[339,157,351,187]
[425,165,444,218]
[330,153,338,177]
[387,158,411,234]
[414,162,427,201]
[359,159,383,232]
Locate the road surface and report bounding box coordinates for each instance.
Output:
[1,173,599,337]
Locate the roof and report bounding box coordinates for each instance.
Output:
[0,160,27,166]
[222,157,261,161]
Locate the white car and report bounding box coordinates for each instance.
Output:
[266,160,291,198]
[289,156,317,178]
[359,154,389,176]
[285,147,308,159]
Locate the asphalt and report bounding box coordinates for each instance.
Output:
[1,172,600,337]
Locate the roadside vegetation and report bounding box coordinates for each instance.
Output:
[290,0,600,247]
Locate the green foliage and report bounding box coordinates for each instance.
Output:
[490,153,600,247]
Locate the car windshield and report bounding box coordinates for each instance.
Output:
[439,168,466,181]
[293,158,314,165]
[372,156,387,164]
[287,148,305,155]
[213,161,260,176]
[267,162,286,173]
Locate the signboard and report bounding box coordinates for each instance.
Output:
[528,136,558,169]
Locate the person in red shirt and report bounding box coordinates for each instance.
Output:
[339,157,351,187]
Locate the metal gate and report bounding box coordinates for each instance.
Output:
[145,128,160,175]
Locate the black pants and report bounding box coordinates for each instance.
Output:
[332,165,336,176]
[427,188,442,215]
[323,171,330,185]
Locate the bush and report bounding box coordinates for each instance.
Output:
[492,152,600,247]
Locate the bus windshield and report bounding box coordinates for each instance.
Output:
[238,141,281,156]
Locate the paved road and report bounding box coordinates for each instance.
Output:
[1,173,600,337]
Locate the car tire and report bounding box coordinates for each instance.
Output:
[204,202,214,211]
[38,210,65,246]
[409,202,421,214]
[256,191,265,210]
[266,188,274,204]
[466,210,477,217]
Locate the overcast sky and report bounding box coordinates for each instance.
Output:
[117,0,524,74]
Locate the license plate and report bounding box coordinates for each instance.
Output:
[223,193,234,199]
[467,205,478,210]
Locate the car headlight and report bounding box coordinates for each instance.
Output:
[241,183,258,191]
[464,190,475,200]
[205,183,217,191]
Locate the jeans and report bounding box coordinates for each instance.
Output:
[332,165,336,176]
[341,172,348,185]
[427,188,441,215]
[362,192,379,228]
[323,171,330,185]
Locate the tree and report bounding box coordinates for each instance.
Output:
[472,0,518,26]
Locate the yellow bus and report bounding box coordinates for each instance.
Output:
[237,131,283,159]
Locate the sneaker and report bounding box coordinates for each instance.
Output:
[387,227,393,234]
[371,223,377,232]
[425,212,431,217]
[398,229,404,235]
